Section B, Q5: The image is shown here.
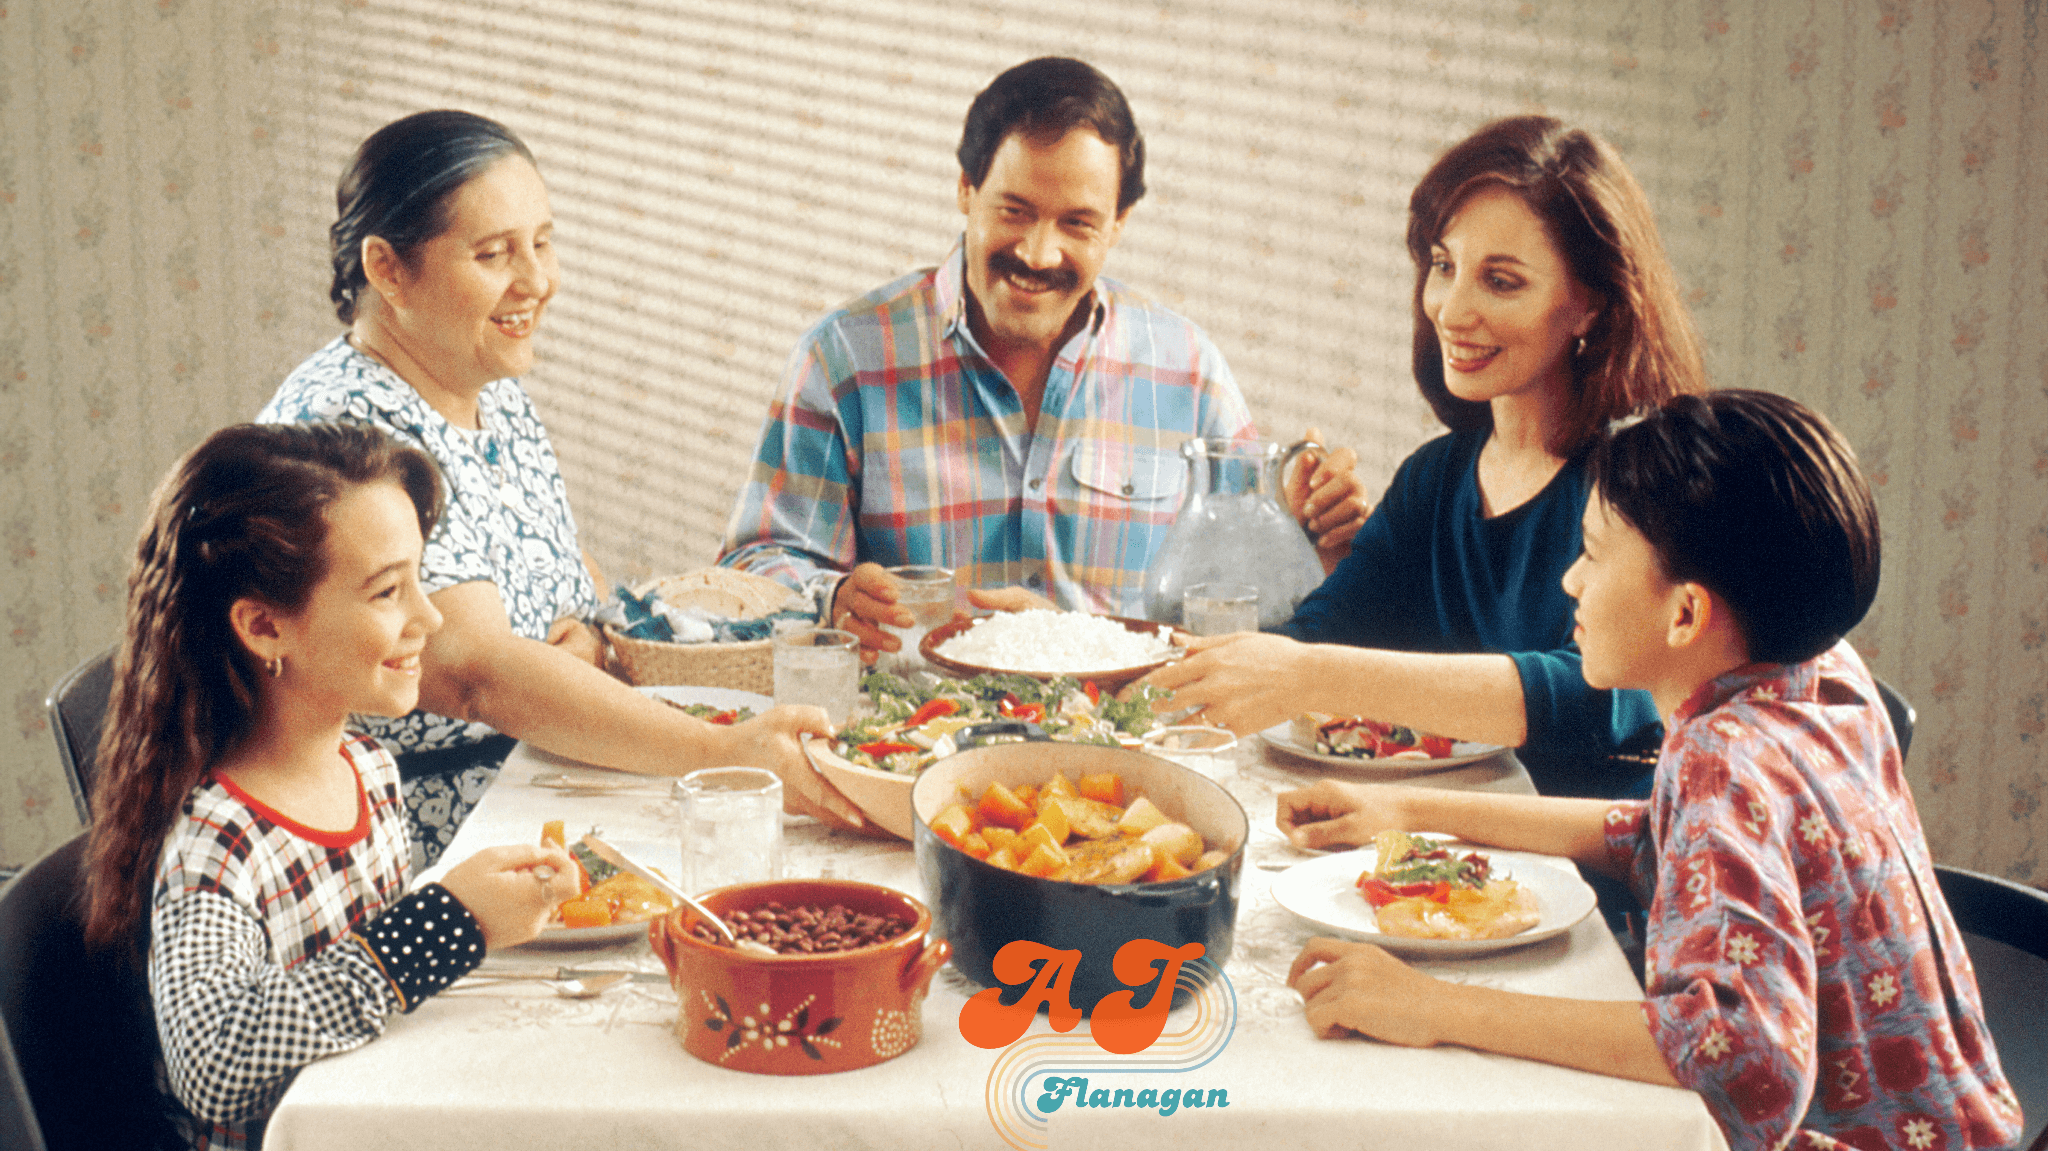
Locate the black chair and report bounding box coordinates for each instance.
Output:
[44,648,114,824]
[1874,677,1915,762]
[1935,865,2048,1151]
[0,833,186,1151]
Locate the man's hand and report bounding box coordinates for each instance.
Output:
[829,563,912,664]
[1285,426,1370,573]
[965,585,1057,613]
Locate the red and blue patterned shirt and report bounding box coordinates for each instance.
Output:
[1604,643,2022,1151]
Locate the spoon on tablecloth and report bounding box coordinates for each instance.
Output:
[579,833,778,957]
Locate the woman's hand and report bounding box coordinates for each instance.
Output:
[1130,631,1317,734]
[544,615,605,669]
[439,843,578,950]
[1275,779,1409,850]
[715,705,867,831]
[1284,426,1370,572]
[1288,937,1450,1045]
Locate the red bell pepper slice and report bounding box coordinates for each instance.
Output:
[857,740,920,759]
[906,698,961,727]
[1083,681,1101,705]
[998,696,1045,723]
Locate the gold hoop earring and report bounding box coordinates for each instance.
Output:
[269,656,284,678]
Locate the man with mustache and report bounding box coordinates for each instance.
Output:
[721,57,1366,654]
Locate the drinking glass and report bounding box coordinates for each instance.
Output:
[679,767,784,893]
[773,627,861,725]
[1182,583,1260,636]
[877,565,955,674]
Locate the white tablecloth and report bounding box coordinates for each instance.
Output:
[266,723,1726,1151]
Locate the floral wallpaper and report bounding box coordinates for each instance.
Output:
[2,0,2041,883]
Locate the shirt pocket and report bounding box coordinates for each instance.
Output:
[1065,442,1185,508]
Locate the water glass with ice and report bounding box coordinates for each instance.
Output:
[774,627,862,725]
[680,767,784,893]
[877,565,954,674]
[1182,583,1260,636]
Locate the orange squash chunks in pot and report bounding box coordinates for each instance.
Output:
[930,774,1223,885]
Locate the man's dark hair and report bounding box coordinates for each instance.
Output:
[1589,390,1881,666]
[957,57,1145,214]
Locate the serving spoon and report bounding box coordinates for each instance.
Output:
[578,833,777,957]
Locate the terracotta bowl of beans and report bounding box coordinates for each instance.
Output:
[648,879,950,1075]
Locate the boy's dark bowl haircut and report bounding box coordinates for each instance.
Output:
[1589,390,1880,666]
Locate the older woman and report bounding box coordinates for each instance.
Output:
[1142,116,1708,800]
[259,110,859,866]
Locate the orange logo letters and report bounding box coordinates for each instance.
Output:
[1089,939,1205,1054]
[958,941,1084,1049]
[958,938,1206,1053]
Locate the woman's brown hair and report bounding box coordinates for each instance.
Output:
[83,422,441,954]
[1407,115,1708,456]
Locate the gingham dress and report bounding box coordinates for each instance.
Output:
[150,737,484,1149]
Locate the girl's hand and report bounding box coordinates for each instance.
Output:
[439,843,578,950]
[715,706,866,831]
[1276,779,1408,850]
[1129,632,1316,735]
[1288,937,1447,1046]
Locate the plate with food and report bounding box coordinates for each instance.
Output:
[1270,831,1596,956]
[919,610,1181,694]
[1260,712,1503,773]
[523,823,681,949]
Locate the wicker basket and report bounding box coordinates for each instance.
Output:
[603,568,805,694]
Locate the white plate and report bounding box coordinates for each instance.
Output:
[525,919,652,949]
[1259,722,1503,774]
[521,826,688,951]
[639,683,773,715]
[1271,845,1596,956]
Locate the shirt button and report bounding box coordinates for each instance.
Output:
[1028,478,1042,491]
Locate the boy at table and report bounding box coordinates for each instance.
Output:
[1280,391,2022,1151]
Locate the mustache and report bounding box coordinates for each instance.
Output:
[987,251,1079,294]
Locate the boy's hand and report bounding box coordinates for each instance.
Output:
[1288,937,1447,1046]
[1276,780,1407,850]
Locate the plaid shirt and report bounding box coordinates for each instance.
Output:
[1604,644,2022,1151]
[719,242,1254,617]
[151,737,482,1149]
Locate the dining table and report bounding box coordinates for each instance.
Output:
[264,685,1728,1151]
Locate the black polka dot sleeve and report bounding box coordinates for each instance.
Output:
[351,883,487,1011]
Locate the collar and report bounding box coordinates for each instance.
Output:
[935,238,1110,346]
[331,335,500,433]
[1668,644,1840,726]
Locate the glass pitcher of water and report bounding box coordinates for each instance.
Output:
[1143,437,1327,630]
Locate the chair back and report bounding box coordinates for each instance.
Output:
[1874,677,1915,762]
[1935,865,2048,1151]
[45,649,115,824]
[0,834,186,1151]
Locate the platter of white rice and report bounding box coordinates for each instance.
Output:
[921,610,1180,689]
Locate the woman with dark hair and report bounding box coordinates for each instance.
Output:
[259,110,860,867]
[82,422,577,1149]
[1140,116,1707,799]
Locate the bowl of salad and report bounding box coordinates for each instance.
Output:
[807,671,1167,840]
